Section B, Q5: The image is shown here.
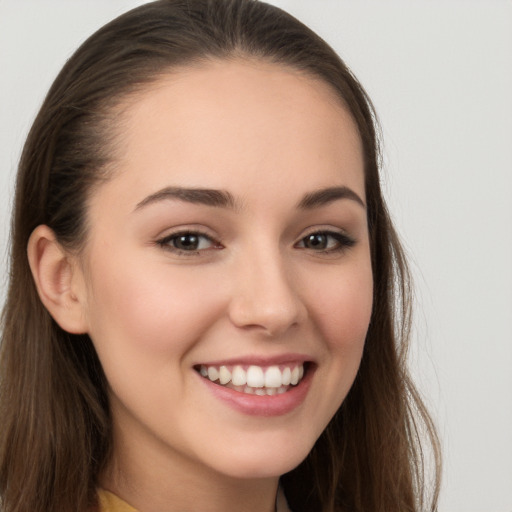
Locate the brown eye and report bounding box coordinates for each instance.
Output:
[304,233,329,249]
[158,231,218,253]
[173,234,202,251]
[297,231,356,252]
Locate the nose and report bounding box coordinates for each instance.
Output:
[227,247,307,337]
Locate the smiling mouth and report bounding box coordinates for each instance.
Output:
[195,363,308,396]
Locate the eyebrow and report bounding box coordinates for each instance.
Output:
[134,184,365,212]
[297,186,366,210]
[134,186,237,211]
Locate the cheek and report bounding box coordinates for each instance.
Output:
[308,260,373,354]
[84,256,225,359]
[297,256,373,439]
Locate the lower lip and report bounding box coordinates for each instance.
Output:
[197,368,314,417]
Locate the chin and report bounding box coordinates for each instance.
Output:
[204,434,315,480]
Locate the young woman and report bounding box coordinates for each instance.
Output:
[0,1,441,511]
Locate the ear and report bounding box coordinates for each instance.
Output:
[27,225,88,334]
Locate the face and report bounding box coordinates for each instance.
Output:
[77,60,373,483]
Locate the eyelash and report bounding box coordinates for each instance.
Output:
[156,230,221,255]
[294,230,356,254]
[156,229,356,256]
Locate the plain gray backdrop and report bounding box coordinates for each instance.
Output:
[1,1,511,511]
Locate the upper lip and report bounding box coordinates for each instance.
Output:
[194,353,314,367]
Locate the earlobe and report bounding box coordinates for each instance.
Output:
[27,225,88,334]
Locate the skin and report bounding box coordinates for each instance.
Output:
[53,60,373,511]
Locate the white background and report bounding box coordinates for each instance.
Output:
[0,1,511,511]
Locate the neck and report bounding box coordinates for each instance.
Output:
[101,423,280,512]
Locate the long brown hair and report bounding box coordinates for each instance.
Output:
[0,1,441,510]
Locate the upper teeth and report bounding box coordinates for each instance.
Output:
[199,364,305,388]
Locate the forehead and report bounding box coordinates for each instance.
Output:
[100,59,364,206]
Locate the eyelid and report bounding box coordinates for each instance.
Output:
[294,227,356,253]
[153,225,355,257]
[155,227,223,255]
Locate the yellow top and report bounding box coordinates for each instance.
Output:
[97,487,291,511]
[98,489,137,512]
